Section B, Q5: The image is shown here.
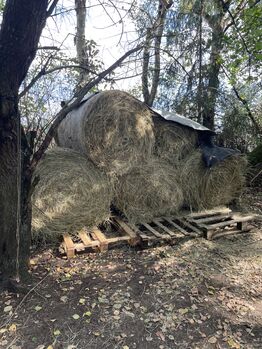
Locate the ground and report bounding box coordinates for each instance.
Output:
[0,187,261,349]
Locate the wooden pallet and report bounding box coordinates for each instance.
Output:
[62,224,138,258]
[62,207,259,257]
[185,207,256,240]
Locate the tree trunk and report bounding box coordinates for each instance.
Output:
[75,0,88,89]
[202,23,223,130]
[0,0,51,281]
[142,0,173,107]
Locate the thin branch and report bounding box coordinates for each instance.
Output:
[46,0,59,17]
[221,64,262,134]
[37,46,60,50]
[220,0,251,56]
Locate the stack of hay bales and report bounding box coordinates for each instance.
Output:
[32,148,112,242]
[56,90,187,224]
[33,89,247,241]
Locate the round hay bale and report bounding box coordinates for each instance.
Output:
[153,115,198,163]
[32,147,113,242]
[56,90,155,176]
[180,150,247,210]
[113,159,184,223]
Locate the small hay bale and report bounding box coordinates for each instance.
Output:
[56,90,155,175]
[153,115,198,163]
[180,150,247,210]
[113,159,184,223]
[32,148,113,242]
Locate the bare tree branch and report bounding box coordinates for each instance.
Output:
[46,0,59,17]
[221,64,262,134]
[37,46,60,50]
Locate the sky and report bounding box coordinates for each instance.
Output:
[41,0,140,90]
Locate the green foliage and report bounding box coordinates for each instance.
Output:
[248,144,262,165]
[0,0,5,11]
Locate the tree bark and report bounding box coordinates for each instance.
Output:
[202,20,224,130]
[75,0,88,89]
[0,0,50,280]
[202,6,226,130]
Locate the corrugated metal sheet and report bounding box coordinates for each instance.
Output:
[152,109,216,134]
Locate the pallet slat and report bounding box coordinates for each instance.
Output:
[63,233,75,258]
[189,213,232,224]
[176,218,203,236]
[91,228,108,252]
[186,207,231,219]
[152,219,177,237]
[142,222,171,239]
[78,230,93,246]
[113,218,140,245]
[163,217,193,236]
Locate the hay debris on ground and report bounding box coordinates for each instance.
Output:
[180,149,247,210]
[152,115,199,163]
[56,90,155,176]
[113,158,184,223]
[32,147,113,242]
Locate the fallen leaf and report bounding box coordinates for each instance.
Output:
[178,308,189,315]
[83,311,92,317]
[60,296,68,303]
[4,305,12,313]
[9,324,17,332]
[227,338,240,348]
[79,298,85,304]
[34,305,42,312]
[72,314,80,320]
[53,329,61,336]
[208,336,217,344]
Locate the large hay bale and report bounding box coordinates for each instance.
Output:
[56,90,155,176]
[32,148,113,241]
[153,115,199,163]
[180,150,247,210]
[113,159,184,223]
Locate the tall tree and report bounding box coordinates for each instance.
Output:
[141,0,173,106]
[0,0,56,281]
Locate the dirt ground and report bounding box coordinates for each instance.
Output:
[0,187,261,349]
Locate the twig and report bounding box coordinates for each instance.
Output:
[0,273,50,329]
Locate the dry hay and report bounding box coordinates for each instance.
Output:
[56,90,155,176]
[32,147,113,242]
[152,115,198,163]
[113,158,184,223]
[180,149,247,210]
